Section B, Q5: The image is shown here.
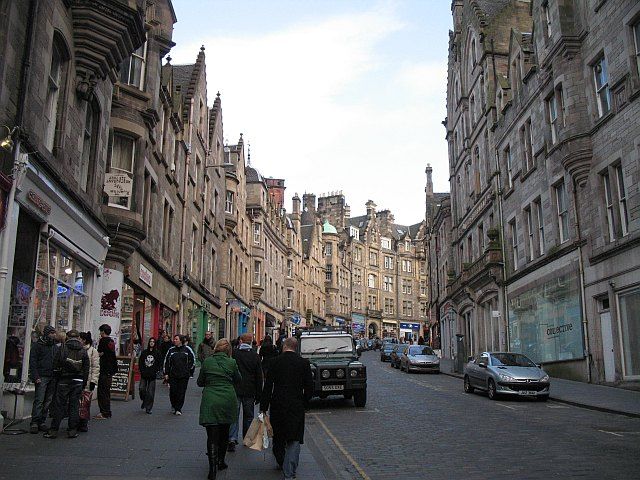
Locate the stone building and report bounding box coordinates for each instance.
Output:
[0,0,147,416]
[437,0,640,384]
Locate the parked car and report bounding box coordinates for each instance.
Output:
[390,344,408,369]
[372,338,383,350]
[463,352,550,401]
[380,342,396,362]
[400,345,440,373]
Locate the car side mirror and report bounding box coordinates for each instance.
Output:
[479,362,488,368]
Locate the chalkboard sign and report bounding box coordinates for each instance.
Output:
[111,356,134,401]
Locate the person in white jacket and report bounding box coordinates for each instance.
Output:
[78,331,100,432]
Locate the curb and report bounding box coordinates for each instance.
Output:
[440,369,640,418]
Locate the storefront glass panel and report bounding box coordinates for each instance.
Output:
[508,270,583,363]
[618,288,640,378]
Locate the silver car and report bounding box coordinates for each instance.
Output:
[400,345,440,373]
[463,352,550,401]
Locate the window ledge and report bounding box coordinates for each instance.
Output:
[589,232,640,265]
[520,164,537,182]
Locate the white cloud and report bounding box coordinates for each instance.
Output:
[170,3,449,225]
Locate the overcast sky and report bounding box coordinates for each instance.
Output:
[171,0,451,225]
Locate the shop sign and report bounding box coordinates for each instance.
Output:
[99,268,124,354]
[27,190,51,215]
[400,322,420,330]
[139,263,153,287]
[352,313,365,333]
[334,317,345,325]
[290,314,301,326]
[104,172,133,198]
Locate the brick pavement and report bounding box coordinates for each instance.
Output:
[0,375,330,480]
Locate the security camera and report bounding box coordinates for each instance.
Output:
[170,163,176,173]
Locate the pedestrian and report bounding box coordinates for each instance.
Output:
[228,333,263,452]
[163,334,195,415]
[418,336,425,345]
[78,331,99,432]
[28,325,57,433]
[198,338,241,479]
[158,331,172,381]
[95,324,117,420]
[260,337,313,480]
[44,329,89,439]
[139,337,161,414]
[230,338,239,351]
[197,331,215,364]
[259,335,278,378]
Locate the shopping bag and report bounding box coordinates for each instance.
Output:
[243,413,272,451]
[79,390,92,420]
[243,417,262,448]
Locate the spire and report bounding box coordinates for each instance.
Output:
[247,142,251,166]
[238,133,244,146]
[425,163,433,197]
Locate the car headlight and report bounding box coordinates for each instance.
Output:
[321,370,330,379]
[350,369,359,377]
[499,373,515,382]
[539,374,549,382]
[336,369,345,378]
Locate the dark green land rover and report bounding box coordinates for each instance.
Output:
[296,327,367,407]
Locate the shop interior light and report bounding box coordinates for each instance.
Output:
[64,267,73,275]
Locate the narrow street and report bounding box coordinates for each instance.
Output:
[2,350,639,479]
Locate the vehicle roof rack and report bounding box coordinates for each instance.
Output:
[295,326,350,337]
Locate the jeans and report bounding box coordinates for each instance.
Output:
[274,439,300,479]
[139,377,156,412]
[97,373,112,417]
[30,376,56,426]
[229,395,256,443]
[169,377,189,411]
[50,380,82,432]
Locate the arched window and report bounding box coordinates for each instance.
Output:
[80,98,100,191]
[471,38,477,66]
[44,32,70,154]
[470,94,476,125]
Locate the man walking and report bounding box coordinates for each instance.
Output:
[95,324,117,420]
[139,337,161,414]
[197,331,214,364]
[28,325,57,433]
[44,330,89,439]
[260,337,313,480]
[163,334,195,415]
[228,333,262,452]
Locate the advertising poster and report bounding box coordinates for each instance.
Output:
[99,268,123,355]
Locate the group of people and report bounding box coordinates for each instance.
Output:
[28,323,117,438]
[196,332,313,480]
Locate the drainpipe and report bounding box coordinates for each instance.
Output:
[494,146,509,352]
[572,179,591,383]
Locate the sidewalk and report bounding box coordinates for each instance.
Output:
[0,373,330,480]
[439,357,640,417]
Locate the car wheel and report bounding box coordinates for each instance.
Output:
[464,375,474,394]
[537,395,549,402]
[353,390,367,407]
[487,379,498,400]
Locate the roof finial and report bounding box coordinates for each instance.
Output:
[166,55,172,65]
[247,142,251,166]
[200,45,205,52]
[216,91,220,98]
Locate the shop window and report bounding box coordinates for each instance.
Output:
[108,133,136,209]
[44,33,69,154]
[617,288,640,378]
[120,42,147,90]
[80,98,99,191]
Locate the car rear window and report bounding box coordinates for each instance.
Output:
[409,346,435,356]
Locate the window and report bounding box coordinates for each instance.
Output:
[535,199,545,255]
[190,224,198,273]
[369,251,378,266]
[162,200,174,259]
[354,267,362,285]
[634,21,640,77]
[384,298,394,315]
[253,261,261,286]
[543,1,552,39]
[616,165,629,237]
[477,223,484,254]
[108,134,136,209]
[80,100,99,191]
[405,240,411,251]
[354,292,362,309]
[420,280,427,296]
[593,56,611,117]
[603,171,616,241]
[354,247,362,262]
[470,94,476,125]
[525,207,535,261]
[326,265,332,282]
[384,255,393,270]
[547,94,558,144]
[368,274,377,289]
[120,43,147,89]
[383,276,393,292]
[402,301,413,317]
[368,295,378,310]
[504,146,513,189]
[402,260,413,273]
[350,226,360,240]
[209,249,217,289]
[225,191,234,214]
[325,243,332,256]
[520,118,533,172]
[287,259,293,278]
[287,289,293,309]
[511,54,522,93]
[555,182,569,243]
[402,279,412,295]
[142,170,157,237]
[509,219,518,271]
[381,237,391,250]
[253,223,261,245]
[44,35,68,153]
[471,38,477,66]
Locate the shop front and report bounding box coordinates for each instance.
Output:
[400,322,420,343]
[186,287,221,349]
[228,299,251,339]
[382,320,397,339]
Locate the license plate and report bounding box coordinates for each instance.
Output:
[519,390,537,396]
[322,385,344,391]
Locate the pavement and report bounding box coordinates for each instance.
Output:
[439,357,640,417]
[0,373,330,480]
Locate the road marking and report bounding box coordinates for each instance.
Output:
[597,429,624,437]
[311,413,371,480]
[546,404,569,409]
[495,403,516,410]
[354,408,380,413]
[310,411,332,415]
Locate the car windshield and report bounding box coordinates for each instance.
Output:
[491,353,536,367]
[394,345,407,353]
[409,346,435,356]
[300,336,354,355]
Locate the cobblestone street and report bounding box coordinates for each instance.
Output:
[2,351,640,479]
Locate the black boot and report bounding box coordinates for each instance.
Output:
[207,439,217,480]
[218,439,229,470]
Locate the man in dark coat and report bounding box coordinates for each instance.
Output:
[163,334,195,415]
[260,337,313,480]
[228,333,263,451]
[28,325,57,433]
[95,324,117,419]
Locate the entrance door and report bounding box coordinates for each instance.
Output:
[600,311,615,382]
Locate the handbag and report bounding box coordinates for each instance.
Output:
[79,390,92,420]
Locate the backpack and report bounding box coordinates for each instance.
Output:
[61,345,84,375]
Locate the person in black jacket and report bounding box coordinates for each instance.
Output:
[259,335,278,378]
[260,337,313,480]
[228,333,262,451]
[95,324,117,419]
[44,330,89,439]
[139,337,161,414]
[163,334,195,415]
[28,325,57,433]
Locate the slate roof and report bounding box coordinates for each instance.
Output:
[246,166,264,183]
[300,225,314,257]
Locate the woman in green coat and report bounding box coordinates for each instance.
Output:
[197,338,241,479]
